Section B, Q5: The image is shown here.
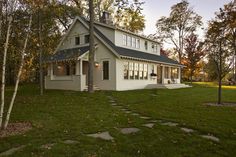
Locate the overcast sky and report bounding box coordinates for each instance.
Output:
[143,0,233,35]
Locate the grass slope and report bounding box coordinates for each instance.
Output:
[0,83,236,157]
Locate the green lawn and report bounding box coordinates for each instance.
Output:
[0,83,236,157]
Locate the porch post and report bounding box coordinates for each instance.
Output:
[50,63,53,80]
[178,67,181,83]
[80,59,83,75]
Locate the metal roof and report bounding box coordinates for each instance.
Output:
[45,46,89,62]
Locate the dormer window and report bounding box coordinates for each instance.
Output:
[123,34,127,46]
[145,41,148,50]
[136,39,140,49]
[75,36,80,45]
[152,43,158,52]
[127,35,131,47]
[85,35,90,43]
[132,37,136,48]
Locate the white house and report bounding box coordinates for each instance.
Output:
[45,15,185,91]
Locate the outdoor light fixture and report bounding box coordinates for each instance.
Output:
[94,62,100,67]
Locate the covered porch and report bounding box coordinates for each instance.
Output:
[156,64,181,84]
[44,46,90,91]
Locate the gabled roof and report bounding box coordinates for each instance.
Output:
[45,46,89,62]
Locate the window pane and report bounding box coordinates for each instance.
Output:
[103,61,109,80]
[85,35,90,43]
[132,37,136,48]
[75,37,80,45]
[127,36,131,47]
[139,63,143,79]
[144,64,148,79]
[134,63,139,79]
[129,62,134,79]
[124,62,129,79]
[136,39,140,48]
[145,41,148,50]
[123,34,127,46]
[53,62,75,76]
[165,67,169,78]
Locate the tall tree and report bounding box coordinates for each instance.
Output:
[0,0,15,129]
[156,0,202,63]
[88,0,95,93]
[184,33,205,83]
[206,18,233,105]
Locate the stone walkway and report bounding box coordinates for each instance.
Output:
[85,95,220,143]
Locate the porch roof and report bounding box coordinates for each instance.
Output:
[45,46,89,62]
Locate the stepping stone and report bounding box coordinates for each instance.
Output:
[120,108,128,111]
[120,128,140,134]
[63,140,78,144]
[124,111,131,114]
[150,94,157,96]
[40,143,55,150]
[0,145,26,156]
[181,127,194,133]
[201,135,219,142]
[149,120,158,123]
[109,100,115,103]
[131,113,139,116]
[87,131,114,141]
[161,122,178,127]
[140,116,151,120]
[142,123,155,128]
[111,103,117,106]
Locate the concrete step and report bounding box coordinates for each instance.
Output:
[84,85,100,91]
[145,84,191,89]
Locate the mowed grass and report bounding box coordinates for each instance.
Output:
[0,83,235,157]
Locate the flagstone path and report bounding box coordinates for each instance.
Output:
[0,145,26,156]
[98,95,220,143]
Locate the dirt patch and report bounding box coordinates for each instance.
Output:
[204,102,236,107]
[0,122,32,138]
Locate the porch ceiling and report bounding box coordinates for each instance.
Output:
[45,46,89,63]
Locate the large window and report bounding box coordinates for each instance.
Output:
[129,62,134,79]
[53,62,75,76]
[134,63,139,79]
[171,68,179,79]
[139,63,143,80]
[123,62,148,80]
[144,64,148,79]
[103,61,109,80]
[165,67,169,78]
[124,62,129,79]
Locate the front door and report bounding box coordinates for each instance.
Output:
[157,65,162,84]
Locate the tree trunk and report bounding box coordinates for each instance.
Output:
[38,5,43,95]
[0,14,13,129]
[217,41,222,105]
[3,15,32,129]
[88,0,95,93]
